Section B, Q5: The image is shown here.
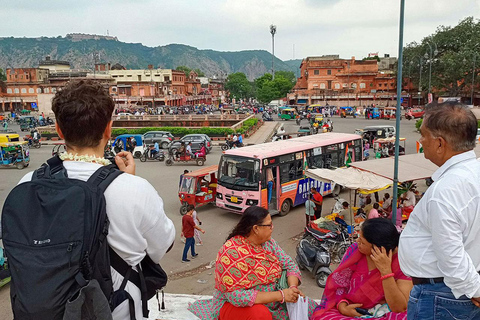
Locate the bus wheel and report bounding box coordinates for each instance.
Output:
[279,199,291,216]
[332,184,341,197]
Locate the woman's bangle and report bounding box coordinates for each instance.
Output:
[381,273,395,280]
[289,285,298,289]
[279,290,285,303]
[337,299,349,309]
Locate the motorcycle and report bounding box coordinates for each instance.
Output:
[220,139,236,151]
[296,235,332,288]
[28,137,41,149]
[140,145,165,162]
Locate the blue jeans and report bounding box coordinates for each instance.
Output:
[182,237,196,261]
[267,181,273,204]
[408,281,480,320]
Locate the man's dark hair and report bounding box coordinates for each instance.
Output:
[52,80,114,148]
[362,218,399,252]
[423,102,477,152]
[184,170,189,174]
[373,202,380,209]
[226,206,269,241]
[187,204,195,212]
[342,201,349,208]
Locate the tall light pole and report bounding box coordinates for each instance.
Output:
[270,25,277,80]
[418,57,423,105]
[424,42,438,95]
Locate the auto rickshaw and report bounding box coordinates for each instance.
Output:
[278,108,298,120]
[178,165,218,215]
[373,137,406,158]
[0,141,30,169]
[339,106,357,118]
[383,107,402,120]
[112,134,144,158]
[19,116,36,131]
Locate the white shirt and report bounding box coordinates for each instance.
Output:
[382,197,392,209]
[20,162,175,320]
[399,151,480,299]
[402,190,416,207]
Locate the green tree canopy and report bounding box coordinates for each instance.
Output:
[253,72,296,104]
[175,66,205,77]
[225,72,254,100]
[0,68,6,81]
[403,17,480,97]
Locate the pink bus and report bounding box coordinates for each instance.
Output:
[216,132,363,216]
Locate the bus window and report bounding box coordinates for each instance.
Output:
[218,155,260,191]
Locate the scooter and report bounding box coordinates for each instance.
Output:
[140,145,165,162]
[220,139,236,151]
[296,237,332,288]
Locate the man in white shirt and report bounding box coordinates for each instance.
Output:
[399,102,480,319]
[19,80,175,320]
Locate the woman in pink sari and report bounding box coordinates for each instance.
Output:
[311,218,412,320]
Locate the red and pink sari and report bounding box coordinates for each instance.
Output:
[311,243,410,320]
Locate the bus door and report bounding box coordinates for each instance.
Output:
[262,165,278,211]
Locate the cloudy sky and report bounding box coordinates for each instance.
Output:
[2,0,480,61]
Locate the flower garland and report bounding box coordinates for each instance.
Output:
[59,152,111,166]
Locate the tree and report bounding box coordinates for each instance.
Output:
[175,66,205,77]
[0,68,6,81]
[0,68,6,93]
[403,17,480,97]
[274,71,296,85]
[225,72,254,100]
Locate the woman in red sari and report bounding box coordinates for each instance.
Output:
[311,218,412,320]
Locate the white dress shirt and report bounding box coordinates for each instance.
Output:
[399,150,480,299]
[402,190,416,207]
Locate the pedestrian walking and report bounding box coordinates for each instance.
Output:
[399,102,480,319]
[310,187,323,220]
[305,193,315,227]
[193,209,203,245]
[182,204,205,262]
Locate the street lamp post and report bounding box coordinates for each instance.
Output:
[424,42,438,95]
[270,25,277,80]
[418,57,423,105]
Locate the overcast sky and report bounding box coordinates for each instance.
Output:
[2,0,480,61]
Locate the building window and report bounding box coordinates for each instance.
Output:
[384,83,387,87]
[164,76,170,82]
[21,88,27,93]
[379,83,382,87]
[335,83,340,89]
[327,70,331,75]
[52,88,56,93]
[370,83,374,87]
[342,83,348,88]
[37,88,42,93]
[351,83,357,88]
[360,83,366,89]
[26,74,29,80]
[320,83,326,89]
[7,88,12,94]
[14,88,19,93]
[45,88,50,93]
[314,70,319,75]
[28,88,34,93]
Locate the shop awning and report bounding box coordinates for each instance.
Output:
[305,167,392,194]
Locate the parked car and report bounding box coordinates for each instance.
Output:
[405,108,425,120]
[143,131,174,149]
[168,134,212,155]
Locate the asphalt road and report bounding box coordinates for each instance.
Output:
[0,116,422,317]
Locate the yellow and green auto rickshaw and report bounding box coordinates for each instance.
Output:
[278,108,298,120]
[0,140,30,169]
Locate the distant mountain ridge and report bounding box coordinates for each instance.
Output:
[0,36,299,80]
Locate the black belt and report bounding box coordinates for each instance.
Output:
[412,277,444,285]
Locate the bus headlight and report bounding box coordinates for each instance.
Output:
[246,199,258,206]
[216,193,223,199]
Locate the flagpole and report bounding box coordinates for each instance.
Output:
[392,0,406,225]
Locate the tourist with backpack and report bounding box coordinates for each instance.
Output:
[1,80,175,320]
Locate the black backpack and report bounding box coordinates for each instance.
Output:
[2,156,167,320]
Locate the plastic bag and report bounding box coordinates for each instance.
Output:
[286,296,309,320]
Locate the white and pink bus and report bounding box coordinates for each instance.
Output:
[216,132,363,216]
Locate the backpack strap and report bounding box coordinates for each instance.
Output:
[33,155,67,180]
[87,164,123,192]
[109,247,150,318]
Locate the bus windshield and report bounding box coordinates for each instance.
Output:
[218,155,260,191]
